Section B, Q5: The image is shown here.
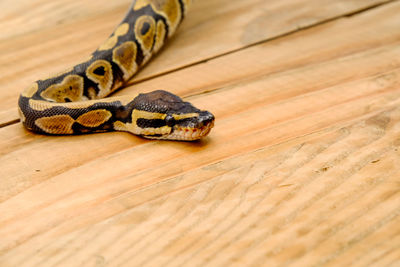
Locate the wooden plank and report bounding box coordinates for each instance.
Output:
[0,2,400,265]
[0,0,392,126]
[0,0,130,41]
[1,0,400,199]
[1,102,400,266]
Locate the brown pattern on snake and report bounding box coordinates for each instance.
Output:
[40,75,84,103]
[18,0,215,141]
[86,60,114,98]
[134,15,157,64]
[134,0,182,35]
[76,109,112,128]
[98,23,130,51]
[112,41,138,81]
[154,20,167,53]
[35,115,75,134]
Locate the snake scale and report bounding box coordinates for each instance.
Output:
[18,0,215,141]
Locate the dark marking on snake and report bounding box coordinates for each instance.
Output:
[18,0,214,141]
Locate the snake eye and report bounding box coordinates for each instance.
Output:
[165,114,175,127]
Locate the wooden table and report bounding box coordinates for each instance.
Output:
[1,0,399,266]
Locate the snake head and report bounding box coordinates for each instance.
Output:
[132,90,215,141]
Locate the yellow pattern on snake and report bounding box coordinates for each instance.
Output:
[18,0,214,141]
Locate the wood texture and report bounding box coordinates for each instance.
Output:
[0,0,391,125]
[1,0,400,266]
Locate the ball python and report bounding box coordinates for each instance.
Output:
[18,0,214,141]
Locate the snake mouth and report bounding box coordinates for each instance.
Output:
[167,120,215,141]
[168,110,215,140]
[144,111,215,141]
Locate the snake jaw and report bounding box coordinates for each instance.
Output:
[169,119,214,140]
[144,110,215,141]
[145,122,214,141]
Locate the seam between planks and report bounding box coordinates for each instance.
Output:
[0,0,397,130]
[127,0,398,85]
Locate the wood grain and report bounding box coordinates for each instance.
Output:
[1,0,400,266]
[0,0,391,126]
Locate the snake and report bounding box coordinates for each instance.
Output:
[18,0,214,141]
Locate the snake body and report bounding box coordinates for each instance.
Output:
[18,0,214,141]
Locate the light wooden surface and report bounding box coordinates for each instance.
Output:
[1,0,400,266]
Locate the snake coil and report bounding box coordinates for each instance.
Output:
[18,0,214,141]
